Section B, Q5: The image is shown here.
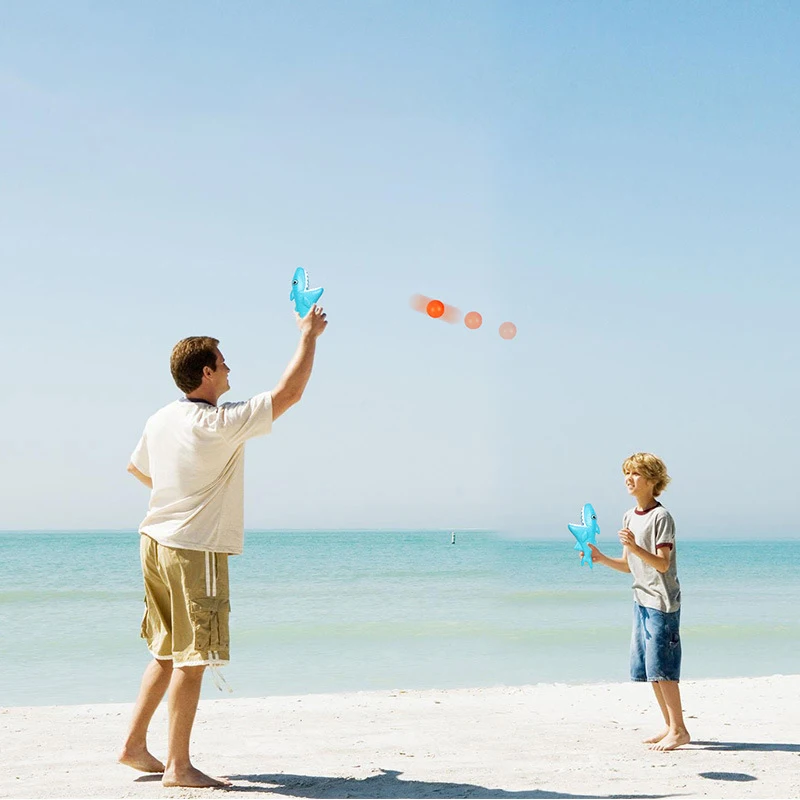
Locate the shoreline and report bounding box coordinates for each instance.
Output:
[2,675,799,799]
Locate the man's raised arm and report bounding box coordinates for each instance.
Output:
[271,304,328,421]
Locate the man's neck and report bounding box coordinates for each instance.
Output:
[184,388,219,406]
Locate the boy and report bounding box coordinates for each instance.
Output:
[586,452,690,751]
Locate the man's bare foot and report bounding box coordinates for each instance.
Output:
[643,729,669,744]
[649,729,691,751]
[118,747,165,773]
[162,766,232,788]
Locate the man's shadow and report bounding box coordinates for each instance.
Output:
[224,768,675,799]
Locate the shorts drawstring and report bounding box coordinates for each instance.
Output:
[209,660,233,693]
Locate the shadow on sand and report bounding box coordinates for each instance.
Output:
[692,740,800,753]
[698,772,757,783]
[223,768,677,799]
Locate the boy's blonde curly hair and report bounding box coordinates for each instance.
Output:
[622,452,671,497]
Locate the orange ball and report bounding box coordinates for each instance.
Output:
[464,311,482,330]
[499,321,517,340]
[426,299,445,318]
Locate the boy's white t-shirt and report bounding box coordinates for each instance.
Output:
[130,393,273,555]
[623,503,681,613]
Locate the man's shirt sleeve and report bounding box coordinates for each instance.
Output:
[130,432,151,477]
[217,392,274,447]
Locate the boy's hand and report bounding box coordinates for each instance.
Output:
[580,542,604,564]
[296,304,328,339]
[618,528,636,549]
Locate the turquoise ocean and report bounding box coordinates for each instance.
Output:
[1,531,797,708]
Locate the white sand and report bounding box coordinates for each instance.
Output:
[1,675,798,799]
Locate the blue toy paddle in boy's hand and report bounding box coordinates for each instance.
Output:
[290,267,324,318]
[568,503,600,568]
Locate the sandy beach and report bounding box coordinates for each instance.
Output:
[1,675,798,799]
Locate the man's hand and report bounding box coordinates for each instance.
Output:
[127,462,153,489]
[297,304,328,339]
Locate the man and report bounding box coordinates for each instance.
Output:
[119,305,328,788]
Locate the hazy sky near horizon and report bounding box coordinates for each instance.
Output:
[2,1,799,539]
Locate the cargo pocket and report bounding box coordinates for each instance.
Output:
[189,597,231,655]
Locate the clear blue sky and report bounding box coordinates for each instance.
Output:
[2,1,798,538]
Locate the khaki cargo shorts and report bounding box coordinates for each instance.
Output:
[139,534,230,666]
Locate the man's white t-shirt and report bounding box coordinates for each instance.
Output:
[130,393,273,555]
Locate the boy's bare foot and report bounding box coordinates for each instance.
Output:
[649,729,691,751]
[162,766,232,788]
[118,747,165,773]
[642,729,669,744]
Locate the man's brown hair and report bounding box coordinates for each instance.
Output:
[170,336,220,394]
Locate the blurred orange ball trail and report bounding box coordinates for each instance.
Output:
[408,293,480,328]
[441,303,462,324]
[426,299,445,318]
[499,321,517,340]
[410,294,461,323]
[464,311,482,330]
[409,293,431,313]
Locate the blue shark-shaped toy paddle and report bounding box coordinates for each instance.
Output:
[290,267,324,318]
[567,503,600,568]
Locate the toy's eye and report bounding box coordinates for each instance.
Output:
[292,280,298,285]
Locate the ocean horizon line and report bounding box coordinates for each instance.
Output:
[0,528,798,542]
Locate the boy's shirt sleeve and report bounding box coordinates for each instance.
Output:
[130,432,150,477]
[654,512,676,550]
[216,392,273,447]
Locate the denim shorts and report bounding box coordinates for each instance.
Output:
[630,603,681,682]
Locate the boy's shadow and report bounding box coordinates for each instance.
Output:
[224,768,675,798]
[692,740,800,753]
